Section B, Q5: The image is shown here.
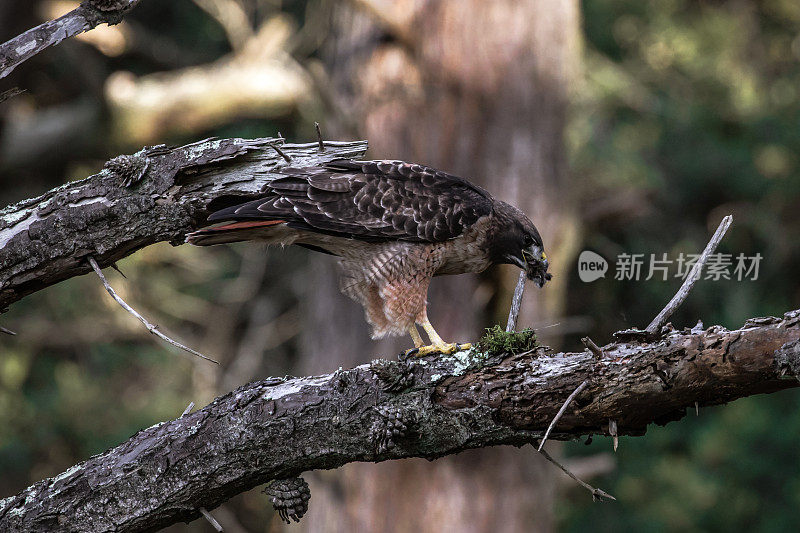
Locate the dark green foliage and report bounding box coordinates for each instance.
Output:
[562,0,800,530]
[477,325,537,355]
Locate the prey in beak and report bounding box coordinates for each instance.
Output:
[507,246,552,288]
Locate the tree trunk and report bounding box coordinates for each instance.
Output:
[300,1,580,531]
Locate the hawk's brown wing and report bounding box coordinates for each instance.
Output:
[207,160,493,243]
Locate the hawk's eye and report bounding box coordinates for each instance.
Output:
[523,235,534,247]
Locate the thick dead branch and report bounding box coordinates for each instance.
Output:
[0,0,142,79]
[0,137,368,312]
[1,310,798,532]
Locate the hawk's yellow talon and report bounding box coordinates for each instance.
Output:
[403,347,420,358]
[404,342,471,357]
[419,344,446,356]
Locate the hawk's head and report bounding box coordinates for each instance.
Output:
[489,201,551,288]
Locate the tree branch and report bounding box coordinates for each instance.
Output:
[1,310,798,532]
[505,270,526,332]
[0,137,368,312]
[536,446,615,502]
[87,255,219,364]
[0,0,143,80]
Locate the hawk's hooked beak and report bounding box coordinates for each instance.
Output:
[506,246,551,288]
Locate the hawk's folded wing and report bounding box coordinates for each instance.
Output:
[207,160,493,243]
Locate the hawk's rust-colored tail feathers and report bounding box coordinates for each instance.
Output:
[186,220,286,246]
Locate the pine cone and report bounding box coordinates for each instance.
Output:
[370,359,414,392]
[104,153,149,187]
[374,405,415,454]
[264,477,311,524]
[82,0,128,11]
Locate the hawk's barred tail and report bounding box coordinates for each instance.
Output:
[186,220,286,246]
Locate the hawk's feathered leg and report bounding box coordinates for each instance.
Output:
[338,245,469,354]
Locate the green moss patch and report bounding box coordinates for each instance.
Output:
[476,325,537,355]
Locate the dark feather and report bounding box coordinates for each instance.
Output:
[207,159,493,243]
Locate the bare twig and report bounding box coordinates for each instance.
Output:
[538,379,590,451]
[0,326,16,335]
[608,419,618,452]
[581,336,604,358]
[0,87,25,104]
[506,271,527,332]
[645,215,733,335]
[270,143,292,163]
[87,256,219,365]
[315,122,325,151]
[181,402,195,417]
[110,263,127,278]
[536,446,616,502]
[199,507,224,532]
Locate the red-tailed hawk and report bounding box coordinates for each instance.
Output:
[187,160,550,355]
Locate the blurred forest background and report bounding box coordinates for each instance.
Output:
[2,0,800,531]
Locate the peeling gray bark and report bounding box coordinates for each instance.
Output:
[0,0,144,80]
[1,311,798,532]
[0,137,368,311]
